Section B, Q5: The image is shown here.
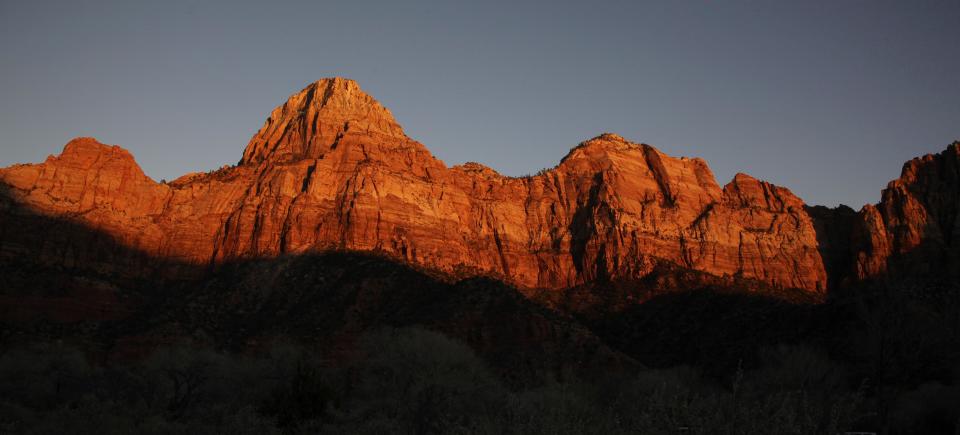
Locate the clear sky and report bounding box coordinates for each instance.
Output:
[1,1,957,208]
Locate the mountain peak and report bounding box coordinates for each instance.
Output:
[60,136,119,155]
[5,81,958,296]
[240,78,406,165]
[559,133,643,164]
[54,137,140,169]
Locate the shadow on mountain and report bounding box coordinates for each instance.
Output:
[0,181,188,328]
[110,252,635,386]
[0,182,632,385]
[806,204,858,290]
[4,181,960,433]
[582,289,822,376]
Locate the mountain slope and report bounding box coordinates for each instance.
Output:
[0,77,836,293]
[850,142,960,283]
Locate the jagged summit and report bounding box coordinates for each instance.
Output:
[240,77,406,165]
[2,78,957,295]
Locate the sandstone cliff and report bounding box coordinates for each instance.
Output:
[850,142,960,283]
[15,77,948,295]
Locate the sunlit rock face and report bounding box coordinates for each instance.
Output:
[20,77,960,295]
[850,142,960,282]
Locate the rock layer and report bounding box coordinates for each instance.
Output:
[14,77,949,295]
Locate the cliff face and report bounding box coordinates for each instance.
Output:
[851,143,960,282]
[0,138,170,276]
[14,77,952,295]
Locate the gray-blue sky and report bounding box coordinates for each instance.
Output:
[1,0,957,208]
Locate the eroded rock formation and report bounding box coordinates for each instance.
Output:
[850,142,960,283]
[3,77,953,295]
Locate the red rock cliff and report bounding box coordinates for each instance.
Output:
[851,142,960,282]
[1,78,834,292]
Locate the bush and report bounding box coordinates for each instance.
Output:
[260,360,334,428]
[343,327,508,434]
[0,334,871,434]
[0,343,94,412]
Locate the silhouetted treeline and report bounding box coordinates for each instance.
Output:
[0,325,940,434]
[2,279,960,434]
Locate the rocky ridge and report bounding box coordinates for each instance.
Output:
[851,142,960,283]
[1,78,956,295]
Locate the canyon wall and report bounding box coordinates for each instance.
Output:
[2,78,955,294]
[850,142,960,283]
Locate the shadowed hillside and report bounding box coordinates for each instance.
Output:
[4,178,960,433]
[2,79,960,434]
